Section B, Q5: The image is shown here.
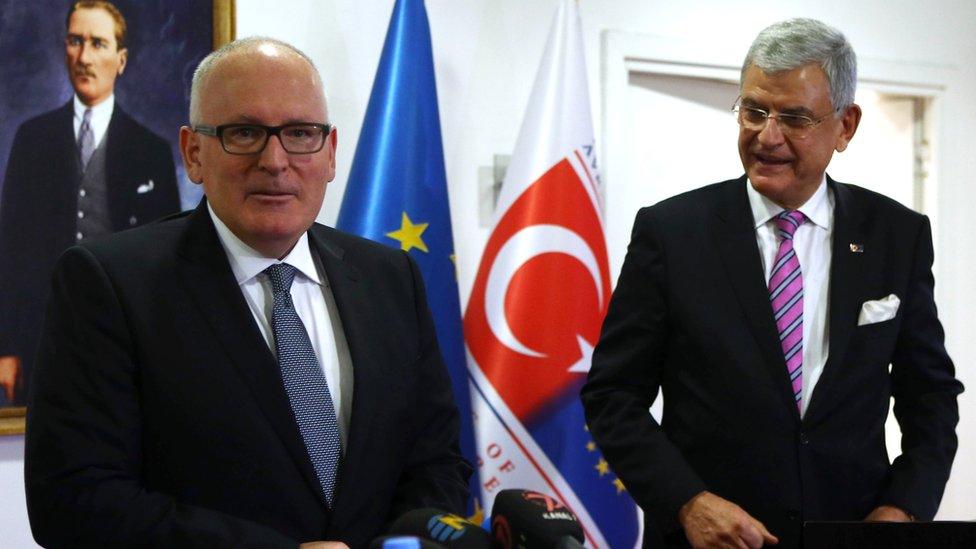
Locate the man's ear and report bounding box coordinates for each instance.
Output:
[325,126,338,181]
[117,48,128,76]
[179,126,203,184]
[834,103,862,152]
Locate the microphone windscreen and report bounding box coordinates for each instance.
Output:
[490,490,584,548]
[389,508,497,548]
[553,536,585,549]
[369,535,448,549]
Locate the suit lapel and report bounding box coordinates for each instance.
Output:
[175,204,330,508]
[104,106,133,231]
[56,102,82,175]
[804,179,868,424]
[712,178,803,418]
[307,227,388,530]
[104,106,124,228]
[53,103,83,231]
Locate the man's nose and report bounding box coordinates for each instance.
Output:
[757,116,786,146]
[258,134,289,174]
[77,42,93,65]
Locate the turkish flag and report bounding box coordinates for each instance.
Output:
[462,4,640,547]
[464,155,609,422]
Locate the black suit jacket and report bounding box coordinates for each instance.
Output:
[581,176,963,548]
[0,101,179,405]
[25,203,471,548]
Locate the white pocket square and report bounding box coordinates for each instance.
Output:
[136,179,155,194]
[857,294,900,326]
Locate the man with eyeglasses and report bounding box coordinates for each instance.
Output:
[582,18,961,548]
[0,0,179,407]
[26,37,470,548]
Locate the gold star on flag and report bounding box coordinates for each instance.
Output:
[386,212,429,253]
[586,441,597,452]
[467,498,485,525]
[613,478,626,494]
[595,458,610,477]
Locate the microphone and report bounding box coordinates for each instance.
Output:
[369,535,448,549]
[388,508,497,548]
[490,489,585,549]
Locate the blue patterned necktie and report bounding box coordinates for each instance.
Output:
[264,263,341,505]
[77,108,94,169]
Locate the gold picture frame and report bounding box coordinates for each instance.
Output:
[214,0,237,50]
[0,0,236,436]
[0,406,25,435]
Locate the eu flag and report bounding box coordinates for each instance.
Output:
[336,0,480,516]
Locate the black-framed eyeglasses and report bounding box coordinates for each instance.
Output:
[193,123,332,155]
[732,97,840,138]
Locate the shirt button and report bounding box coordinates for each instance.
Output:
[79,189,86,197]
[77,211,85,219]
[76,232,83,241]
[129,216,137,226]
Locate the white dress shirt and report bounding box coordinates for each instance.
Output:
[747,177,833,418]
[208,205,353,448]
[73,94,114,148]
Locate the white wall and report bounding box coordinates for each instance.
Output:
[3,1,974,546]
[0,435,30,547]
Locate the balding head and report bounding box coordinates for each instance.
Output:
[189,37,326,126]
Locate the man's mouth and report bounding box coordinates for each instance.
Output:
[251,190,295,201]
[754,152,792,166]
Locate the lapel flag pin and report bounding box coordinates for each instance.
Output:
[850,243,864,253]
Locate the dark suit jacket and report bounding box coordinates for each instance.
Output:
[581,176,963,548]
[0,101,179,405]
[25,203,471,548]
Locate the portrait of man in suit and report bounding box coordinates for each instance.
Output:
[582,18,963,549]
[25,37,471,547]
[0,0,180,407]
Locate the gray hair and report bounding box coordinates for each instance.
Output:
[188,36,324,125]
[742,18,857,112]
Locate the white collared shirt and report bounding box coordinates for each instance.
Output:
[208,204,353,448]
[747,176,833,418]
[73,94,114,149]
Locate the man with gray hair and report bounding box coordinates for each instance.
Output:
[582,18,962,548]
[26,37,470,547]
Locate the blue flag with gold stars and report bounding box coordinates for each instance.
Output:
[336,0,481,518]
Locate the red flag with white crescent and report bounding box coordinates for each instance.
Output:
[463,2,641,546]
[466,153,608,422]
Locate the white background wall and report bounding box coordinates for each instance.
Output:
[2,1,974,546]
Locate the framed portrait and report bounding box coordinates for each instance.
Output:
[0,0,235,435]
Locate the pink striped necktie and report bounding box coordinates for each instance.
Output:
[769,210,806,411]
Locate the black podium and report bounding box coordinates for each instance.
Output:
[804,521,976,548]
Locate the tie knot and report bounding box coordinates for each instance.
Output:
[82,108,93,124]
[775,210,805,240]
[264,263,297,294]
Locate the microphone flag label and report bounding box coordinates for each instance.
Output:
[464,1,640,546]
[426,514,469,542]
